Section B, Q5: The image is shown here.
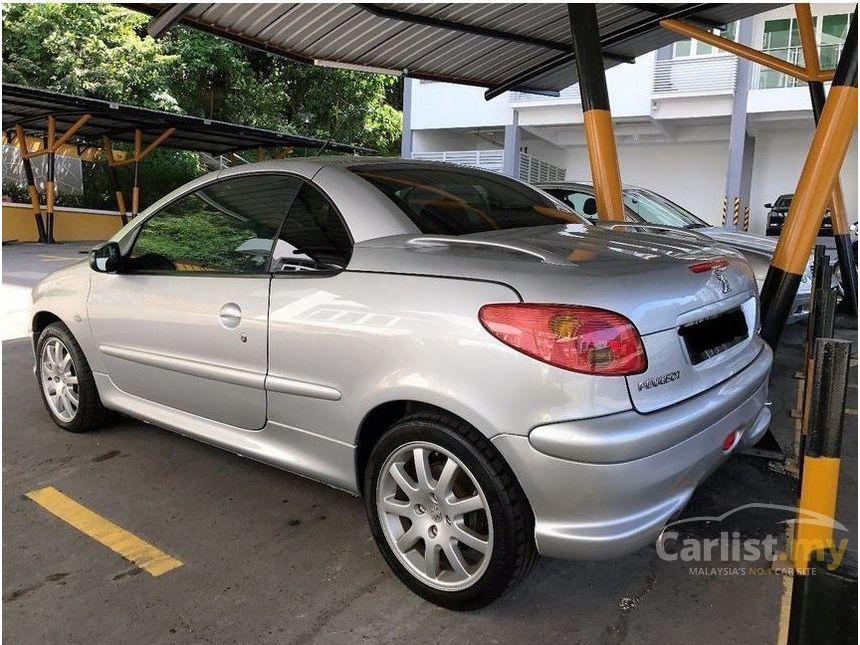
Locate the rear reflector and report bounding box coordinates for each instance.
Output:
[479,304,647,376]
[722,430,739,452]
[688,258,729,273]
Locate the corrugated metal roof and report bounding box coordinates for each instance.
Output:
[1,84,373,155]
[127,3,780,98]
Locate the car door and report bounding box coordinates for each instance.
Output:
[87,173,303,430]
[265,181,356,438]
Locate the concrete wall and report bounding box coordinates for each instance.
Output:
[2,204,123,242]
[748,128,858,236]
[559,141,731,226]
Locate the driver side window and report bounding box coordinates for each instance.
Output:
[128,174,302,274]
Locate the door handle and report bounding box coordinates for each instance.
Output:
[219,302,242,329]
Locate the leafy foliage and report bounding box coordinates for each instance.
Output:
[2,3,402,209]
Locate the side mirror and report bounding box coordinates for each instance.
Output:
[764,203,772,209]
[850,221,858,235]
[89,242,121,273]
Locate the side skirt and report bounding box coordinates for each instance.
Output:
[93,372,359,495]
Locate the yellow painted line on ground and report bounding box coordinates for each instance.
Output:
[775,570,793,645]
[25,486,182,576]
[845,408,857,416]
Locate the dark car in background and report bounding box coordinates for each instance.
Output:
[765,194,833,237]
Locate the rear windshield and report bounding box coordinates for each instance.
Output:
[349,164,584,235]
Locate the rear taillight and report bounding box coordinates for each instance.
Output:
[688,258,729,273]
[478,304,647,376]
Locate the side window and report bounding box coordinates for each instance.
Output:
[547,190,598,220]
[128,174,302,274]
[270,183,352,273]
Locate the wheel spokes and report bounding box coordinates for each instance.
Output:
[381,496,412,517]
[389,462,419,498]
[412,447,433,492]
[452,524,489,554]
[396,524,422,553]
[447,494,483,517]
[442,540,469,578]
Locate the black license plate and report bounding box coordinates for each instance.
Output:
[679,307,748,365]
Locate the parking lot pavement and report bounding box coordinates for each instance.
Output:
[2,244,856,645]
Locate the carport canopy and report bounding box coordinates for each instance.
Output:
[2,83,373,155]
[129,3,778,98]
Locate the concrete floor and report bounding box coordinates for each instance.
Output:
[2,242,856,644]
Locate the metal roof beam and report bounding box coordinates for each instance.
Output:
[357,3,633,66]
[146,3,198,39]
[629,4,725,30]
[484,3,712,100]
[358,3,572,53]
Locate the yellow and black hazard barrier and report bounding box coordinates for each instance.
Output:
[721,197,728,226]
[732,197,740,228]
[791,337,852,572]
[787,337,854,645]
[742,206,750,232]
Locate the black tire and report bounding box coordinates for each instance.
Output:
[35,322,109,433]
[364,411,536,610]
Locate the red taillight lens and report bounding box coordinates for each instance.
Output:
[688,258,729,273]
[478,304,647,376]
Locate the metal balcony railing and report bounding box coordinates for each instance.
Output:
[754,44,844,89]
[652,54,738,97]
[411,150,505,173]
[411,150,566,184]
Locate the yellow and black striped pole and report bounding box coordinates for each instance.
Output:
[792,338,851,572]
[760,10,857,349]
[732,196,740,228]
[568,4,625,222]
[14,125,48,243]
[809,82,857,315]
[721,197,728,226]
[743,206,750,232]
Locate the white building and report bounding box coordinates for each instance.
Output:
[403,3,857,236]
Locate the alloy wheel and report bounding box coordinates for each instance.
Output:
[376,441,493,591]
[40,337,79,422]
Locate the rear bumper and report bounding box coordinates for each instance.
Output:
[492,344,773,560]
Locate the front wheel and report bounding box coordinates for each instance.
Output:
[36,322,108,433]
[364,412,536,610]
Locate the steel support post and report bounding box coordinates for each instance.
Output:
[808,81,857,315]
[108,165,128,225]
[760,10,857,349]
[15,129,48,243]
[567,3,625,222]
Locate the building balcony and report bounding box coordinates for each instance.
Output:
[411,150,566,183]
[651,54,738,98]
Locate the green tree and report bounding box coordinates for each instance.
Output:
[2,3,402,154]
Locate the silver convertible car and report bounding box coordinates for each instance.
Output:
[31,158,773,609]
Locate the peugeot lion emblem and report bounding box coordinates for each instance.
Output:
[712,267,731,294]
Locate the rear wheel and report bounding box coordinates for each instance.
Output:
[36,322,108,433]
[364,412,536,609]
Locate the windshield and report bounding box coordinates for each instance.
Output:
[349,163,585,235]
[774,194,792,208]
[622,189,709,229]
